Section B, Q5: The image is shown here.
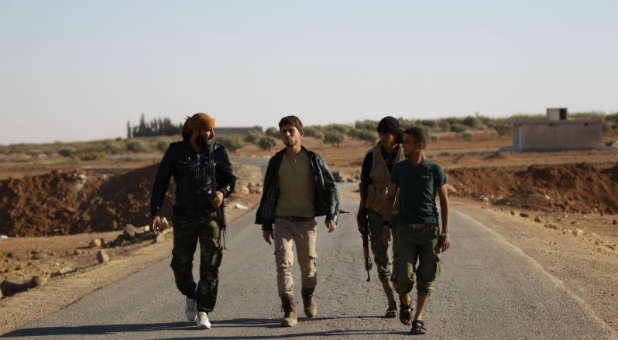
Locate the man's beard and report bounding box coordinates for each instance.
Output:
[196,136,209,152]
[284,137,296,148]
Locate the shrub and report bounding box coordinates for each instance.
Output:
[493,124,512,136]
[418,119,437,129]
[265,127,280,138]
[462,116,483,129]
[324,124,353,135]
[398,118,416,130]
[354,120,378,131]
[323,131,346,146]
[348,128,377,142]
[430,135,440,141]
[79,151,105,161]
[244,130,263,144]
[103,141,124,154]
[437,120,451,132]
[257,136,278,150]
[450,123,467,133]
[304,126,322,138]
[58,147,77,157]
[156,140,170,152]
[125,140,148,152]
[461,130,473,139]
[27,150,42,157]
[217,135,245,152]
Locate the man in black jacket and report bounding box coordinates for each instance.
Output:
[256,115,339,327]
[151,113,235,329]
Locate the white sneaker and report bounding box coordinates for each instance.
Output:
[196,311,211,329]
[185,297,197,322]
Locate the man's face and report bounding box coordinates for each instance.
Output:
[192,128,214,150]
[402,133,423,157]
[379,132,397,147]
[280,124,303,148]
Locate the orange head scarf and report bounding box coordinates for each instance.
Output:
[182,113,215,139]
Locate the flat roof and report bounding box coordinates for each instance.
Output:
[513,119,602,126]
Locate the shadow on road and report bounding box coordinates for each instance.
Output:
[1,322,192,337]
[2,317,404,338]
[155,329,408,340]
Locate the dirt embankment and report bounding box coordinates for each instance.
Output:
[448,163,618,214]
[0,165,173,237]
[2,160,616,237]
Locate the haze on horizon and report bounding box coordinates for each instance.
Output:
[1,0,617,145]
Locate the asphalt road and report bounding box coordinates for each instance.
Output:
[3,197,615,339]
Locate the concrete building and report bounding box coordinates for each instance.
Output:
[215,126,262,136]
[505,108,604,152]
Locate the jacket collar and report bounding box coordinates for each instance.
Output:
[276,145,314,158]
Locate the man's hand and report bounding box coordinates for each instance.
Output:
[263,230,273,245]
[209,190,224,208]
[327,219,337,233]
[151,215,162,235]
[356,210,367,234]
[382,224,391,247]
[439,234,451,252]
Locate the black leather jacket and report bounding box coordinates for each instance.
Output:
[151,139,236,218]
[255,147,340,231]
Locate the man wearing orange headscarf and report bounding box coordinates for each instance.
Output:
[150,113,236,329]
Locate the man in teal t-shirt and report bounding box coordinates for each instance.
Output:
[382,126,451,335]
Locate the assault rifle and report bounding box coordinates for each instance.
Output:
[209,142,227,248]
[358,212,372,282]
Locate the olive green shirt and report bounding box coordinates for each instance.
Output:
[275,150,316,217]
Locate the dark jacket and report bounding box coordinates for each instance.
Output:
[151,139,236,218]
[255,147,340,231]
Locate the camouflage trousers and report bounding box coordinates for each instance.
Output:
[367,210,393,283]
[171,211,223,313]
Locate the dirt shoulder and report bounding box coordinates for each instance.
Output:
[450,198,617,332]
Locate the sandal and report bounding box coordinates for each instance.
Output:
[399,304,412,325]
[410,320,427,335]
[384,305,397,318]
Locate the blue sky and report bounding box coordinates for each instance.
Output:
[1,0,617,144]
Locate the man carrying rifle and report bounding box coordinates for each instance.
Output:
[150,113,236,329]
[357,116,403,318]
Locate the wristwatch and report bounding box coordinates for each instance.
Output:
[440,232,449,236]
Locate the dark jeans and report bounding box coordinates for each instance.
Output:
[171,212,222,313]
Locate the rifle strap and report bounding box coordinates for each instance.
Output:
[208,142,226,250]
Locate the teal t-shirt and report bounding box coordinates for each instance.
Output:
[391,158,447,225]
